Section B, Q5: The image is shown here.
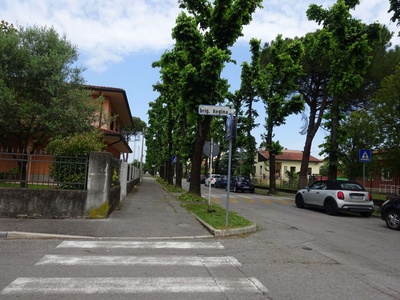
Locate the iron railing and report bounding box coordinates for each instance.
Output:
[0,148,89,190]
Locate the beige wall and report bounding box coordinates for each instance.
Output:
[254,160,322,182]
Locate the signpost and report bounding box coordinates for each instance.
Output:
[199,105,235,225]
[203,139,220,212]
[198,105,234,116]
[359,149,372,187]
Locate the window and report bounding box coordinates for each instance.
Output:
[290,166,296,173]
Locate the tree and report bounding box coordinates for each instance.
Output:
[306,0,381,180]
[0,24,96,150]
[0,23,97,187]
[150,0,263,196]
[121,116,146,162]
[296,30,331,188]
[338,110,376,179]
[234,39,261,177]
[369,64,400,175]
[389,0,400,31]
[257,36,304,194]
[335,28,400,180]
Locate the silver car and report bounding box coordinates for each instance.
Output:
[204,174,221,187]
[295,180,374,217]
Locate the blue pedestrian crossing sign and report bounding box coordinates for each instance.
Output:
[359,149,371,162]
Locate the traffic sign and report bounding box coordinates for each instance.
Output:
[198,105,233,116]
[359,149,371,162]
[203,141,220,158]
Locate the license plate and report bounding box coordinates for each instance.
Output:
[351,195,363,200]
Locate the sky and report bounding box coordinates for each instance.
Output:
[2,0,399,161]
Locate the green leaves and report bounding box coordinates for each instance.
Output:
[0,24,94,150]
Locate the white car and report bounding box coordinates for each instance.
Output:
[295,180,374,217]
[204,174,221,187]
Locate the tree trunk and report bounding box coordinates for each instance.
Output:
[175,156,182,189]
[328,95,339,180]
[299,105,318,188]
[189,116,212,196]
[268,153,276,194]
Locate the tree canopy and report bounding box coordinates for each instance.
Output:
[0,23,96,151]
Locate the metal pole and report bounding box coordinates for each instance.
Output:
[140,129,145,182]
[363,162,366,187]
[208,138,213,210]
[226,136,232,226]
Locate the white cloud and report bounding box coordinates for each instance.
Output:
[1,0,398,72]
[2,0,180,71]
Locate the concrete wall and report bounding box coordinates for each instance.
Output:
[0,152,138,219]
[0,188,87,218]
[85,152,113,211]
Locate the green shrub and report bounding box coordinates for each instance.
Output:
[47,130,106,189]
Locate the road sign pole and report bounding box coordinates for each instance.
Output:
[208,138,213,210]
[363,162,366,188]
[226,135,232,226]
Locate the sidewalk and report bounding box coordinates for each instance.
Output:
[0,176,212,239]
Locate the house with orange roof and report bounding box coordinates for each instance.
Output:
[0,85,133,184]
[255,149,323,185]
[88,85,133,158]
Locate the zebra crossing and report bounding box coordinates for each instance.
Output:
[1,239,269,298]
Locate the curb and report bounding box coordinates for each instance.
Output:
[0,231,94,240]
[192,215,257,237]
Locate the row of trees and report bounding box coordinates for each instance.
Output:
[146,0,400,196]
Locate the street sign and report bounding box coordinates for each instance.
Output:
[359,149,371,162]
[203,141,220,158]
[198,105,234,116]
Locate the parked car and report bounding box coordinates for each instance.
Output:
[381,196,400,230]
[205,174,221,187]
[215,175,228,189]
[295,180,374,217]
[229,175,255,193]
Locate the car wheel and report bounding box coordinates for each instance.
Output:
[385,209,400,230]
[324,199,339,216]
[250,189,254,193]
[295,194,305,208]
[359,212,372,217]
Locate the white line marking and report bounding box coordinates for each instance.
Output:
[57,240,225,249]
[1,277,268,294]
[36,255,241,267]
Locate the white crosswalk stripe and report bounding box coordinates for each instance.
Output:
[1,239,269,297]
[36,254,242,267]
[57,240,224,249]
[2,277,268,295]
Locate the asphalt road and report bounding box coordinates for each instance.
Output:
[0,181,399,299]
[197,183,400,299]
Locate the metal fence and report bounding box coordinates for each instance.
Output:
[253,173,400,195]
[0,148,89,190]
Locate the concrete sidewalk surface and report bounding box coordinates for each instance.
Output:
[0,176,213,239]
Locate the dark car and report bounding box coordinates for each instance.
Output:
[215,175,228,189]
[295,180,373,217]
[381,196,400,230]
[229,175,255,193]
